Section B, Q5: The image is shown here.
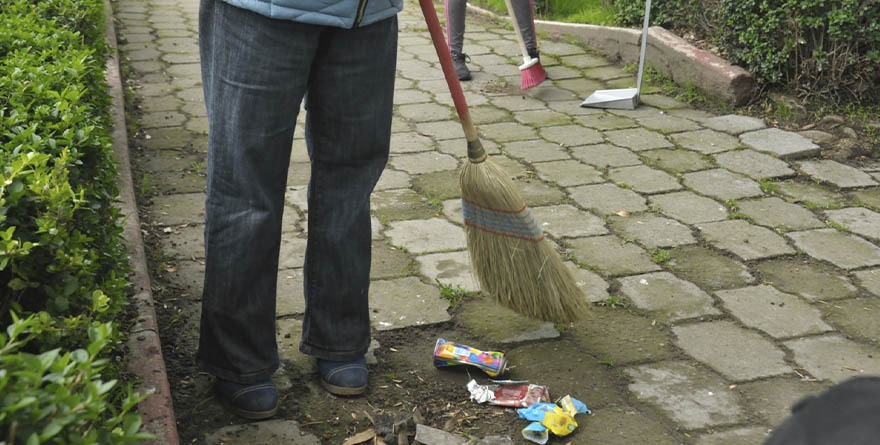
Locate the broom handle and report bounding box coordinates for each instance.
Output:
[419,0,479,144]
[503,0,531,62]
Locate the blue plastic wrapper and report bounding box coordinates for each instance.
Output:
[521,422,549,445]
[517,396,591,443]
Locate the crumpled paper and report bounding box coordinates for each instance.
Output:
[516,395,591,444]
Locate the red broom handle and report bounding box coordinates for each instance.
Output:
[418,0,480,144]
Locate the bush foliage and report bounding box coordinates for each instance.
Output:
[611,0,880,104]
[1,0,149,442]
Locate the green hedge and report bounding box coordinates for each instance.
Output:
[1,0,150,442]
[717,0,880,103]
[611,0,880,104]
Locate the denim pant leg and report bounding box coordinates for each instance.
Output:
[298,19,398,361]
[197,0,316,383]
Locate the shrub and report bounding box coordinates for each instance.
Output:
[0,314,151,444]
[717,0,879,103]
[1,0,149,441]
[611,0,719,40]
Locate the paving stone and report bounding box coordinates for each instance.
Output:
[385,218,467,254]
[568,235,661,277]
[371,189,437,221]
[531,204,607,238]
[715,285,833,338]
[735,377,832,428]
[824,207,880,241]
[569,306,676,365]
[693,427,770,445]
[713,149,795,179]
[370,241,415,279]
[503,139,570,162]
[697,220,795,261]
[416,250,478,292]
[369,277,450,330]
[608,213,696,248]
[682,169,763,201]
[512,109,571,126]
[604,128,673,151]
[670,129,742,154]
[456,297,560,344]
[148,192,205,226]
[774,180,848,208]
[608,165,682,194]
[162,259,204,298]
[565,262,610,303]
[479,121,538,142]
[515,178,566,206]
[205,420,320,445]
[701,114,767,134]
[538,124,604,147]
[569,143,643,168]
[412,170,460,200]
[785,334,880,383]
[798,160,879,189]
[849,188,880,211]
[277,268,305,316]
[390,131,435,153]
[532,159,603,186]
[389,151,459,175]
[617,272,720,321]
[854,268,880,297]
[787,228,880,270]
[823,297,880,347]
[640,148,713,174]
[639,94,688,109]
[442,198,464,226]
[582,405,683,444]
[736,197,824,231]
[755,258,858,301]
[626,361,744,429]
[278,235,307,269]
[673,321,791,381]
[568,183,648,216]
[741,128,821,159]
[649,191,728,224]
[666,245,755,291]
[469,104,515,125]
[636,114,702,134]
[159,223,203,260]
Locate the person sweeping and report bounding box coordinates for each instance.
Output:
[445,0,546,88]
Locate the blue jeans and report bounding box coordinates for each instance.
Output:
[197,0,397,384]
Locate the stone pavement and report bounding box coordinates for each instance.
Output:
[111,0,880,443]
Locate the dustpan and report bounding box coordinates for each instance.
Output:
[581,0,652,110]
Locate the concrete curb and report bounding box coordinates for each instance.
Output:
[468,5,756,105]
[104,2,180,443]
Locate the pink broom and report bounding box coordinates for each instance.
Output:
[504,0,546,89]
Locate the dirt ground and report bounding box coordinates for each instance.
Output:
[148,275,609,444]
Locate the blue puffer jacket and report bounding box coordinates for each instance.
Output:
[222,0,404,29]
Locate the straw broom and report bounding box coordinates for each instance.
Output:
[419,0,588,322]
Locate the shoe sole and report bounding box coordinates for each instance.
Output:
[218,397,279,420]
[321,379,367,396]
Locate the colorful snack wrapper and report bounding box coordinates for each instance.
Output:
[433,338,508,377]
[466,379,551,407]
[517,396,591,443]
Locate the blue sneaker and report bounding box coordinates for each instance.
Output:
[214,378,278,420]
[318,356,368,396]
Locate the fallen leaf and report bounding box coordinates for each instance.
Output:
[342,429,376,445]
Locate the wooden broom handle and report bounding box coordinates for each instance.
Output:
[418,0,480,144]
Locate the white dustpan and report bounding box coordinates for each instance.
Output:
[581,0,652,110]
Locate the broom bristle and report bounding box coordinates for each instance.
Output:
[461,157,588,322]
[519,57,547,90]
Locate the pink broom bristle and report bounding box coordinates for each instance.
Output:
[519,58,546,90]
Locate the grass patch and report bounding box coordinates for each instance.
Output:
[437,281,472,307]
